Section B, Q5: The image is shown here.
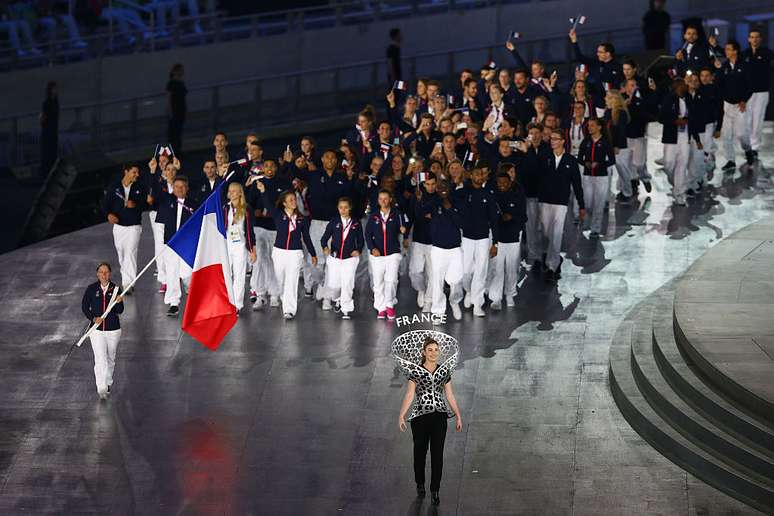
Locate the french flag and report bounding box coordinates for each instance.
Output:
[167,181,237,350]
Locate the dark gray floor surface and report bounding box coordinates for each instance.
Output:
[1,126,774,515]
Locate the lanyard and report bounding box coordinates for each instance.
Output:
[100,284,108,330]
[340,218,352,258]
[285,214,297,250]
[591,140,596,175]
[380,211,390,254]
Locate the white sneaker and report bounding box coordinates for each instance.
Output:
[473,306,486,317]
[417,290,425,308]
[451,303,462,320]
[269,296,280,307]
[341,312,351,320]
[506,296,516,308]
[98,390,108,400]
[463,292,472,308]
[252,296,266,311]
[283,313,294,320]
[491,301,502,311]
[322,299,332,311]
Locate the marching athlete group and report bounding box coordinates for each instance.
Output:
[90,24,771,341]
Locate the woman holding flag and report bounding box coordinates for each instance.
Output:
[256,182,317,320]
[81,262,124,400]
[224,183,256,314]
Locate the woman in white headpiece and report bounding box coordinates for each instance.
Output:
[393,330,462,507]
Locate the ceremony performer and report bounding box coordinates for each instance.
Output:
[395,334,462,507]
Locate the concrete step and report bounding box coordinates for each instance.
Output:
[609,290,774,514]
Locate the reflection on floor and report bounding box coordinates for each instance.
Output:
[0,125,772,515]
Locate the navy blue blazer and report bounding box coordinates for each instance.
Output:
[81,281,124,331]
[103,179,147,226]
[155,195,197,243]
[365,209,406,256]
[320,217,365,259]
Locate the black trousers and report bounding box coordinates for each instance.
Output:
[410,411,448,491]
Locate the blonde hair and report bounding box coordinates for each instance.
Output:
[606,90,629,125]
[228,182,247,221]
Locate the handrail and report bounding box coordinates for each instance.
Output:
[0,22,641,121]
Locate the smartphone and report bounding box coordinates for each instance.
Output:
[455,122,468,131]
[434,142,443,150]
[418,172,427,182]
[393,137,400,145]
[648,77,655,87]
[508,141,521,149]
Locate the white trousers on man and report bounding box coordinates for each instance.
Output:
[627,137,651,182]
[663,131,690,203]
[325,255,359,314]
[615,148,634,197]
[370,253,402,312]
[303,220,328,299]
[409,241,433,309]
[722,101,751,162]
[147,211,165,282]
[272,247,304,316]
[227,241,248,311]
[461,236,490,309]
[90,329,120,395]
[112,224,142,289]
[747,91,769,152]
[539,202,568,272]
[163,251,192,306]
[250,227,279,299]
[430,247,464,315]
[582,175,608,234]
[525,198,542,263]
[487,241,521,303]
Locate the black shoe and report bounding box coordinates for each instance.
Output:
[304,289,313,298]
[167,305,179,316]
[431,491,440,506]
[643,181,652,193]
[532,260,543,272]
[615,192,632,203]
[544,269,555,283]
[417,484,426,498]
[630,179,639,194]
[686,188,696,197]
[721,161,736,171]
[745,150,755,165]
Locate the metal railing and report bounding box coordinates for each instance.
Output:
[1,3,772,169]
[0,0,533,71]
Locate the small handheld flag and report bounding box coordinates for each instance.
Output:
[393,80,407,91]
[487,61,497,70]
[570,15,586,30]
[509,31,521,40]
[577,63,587,73]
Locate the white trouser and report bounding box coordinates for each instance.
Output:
[627,137,651,182]
[408,241,433,307]
[147,211,165,280]
[250,228,279,298]
[272,247,304,316]
[303,220,327,297]
[582,175,608,234]
[325,256,359,313]
[525,198,542,262]
[539,202,568,272]
[461,236,491,309]
[112,224,142,289]
[227,241,248,311]
[487,241,521,303]
[430,247,464,315]
[370,253,402,312]
[704,122,718,159]
[747,91,769,152]
[663,132,690,201]
[722,101,751,162]
[615,148,634,197]
[90,329,121,395]
[688,137,706,190]
[163,250,192,306]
